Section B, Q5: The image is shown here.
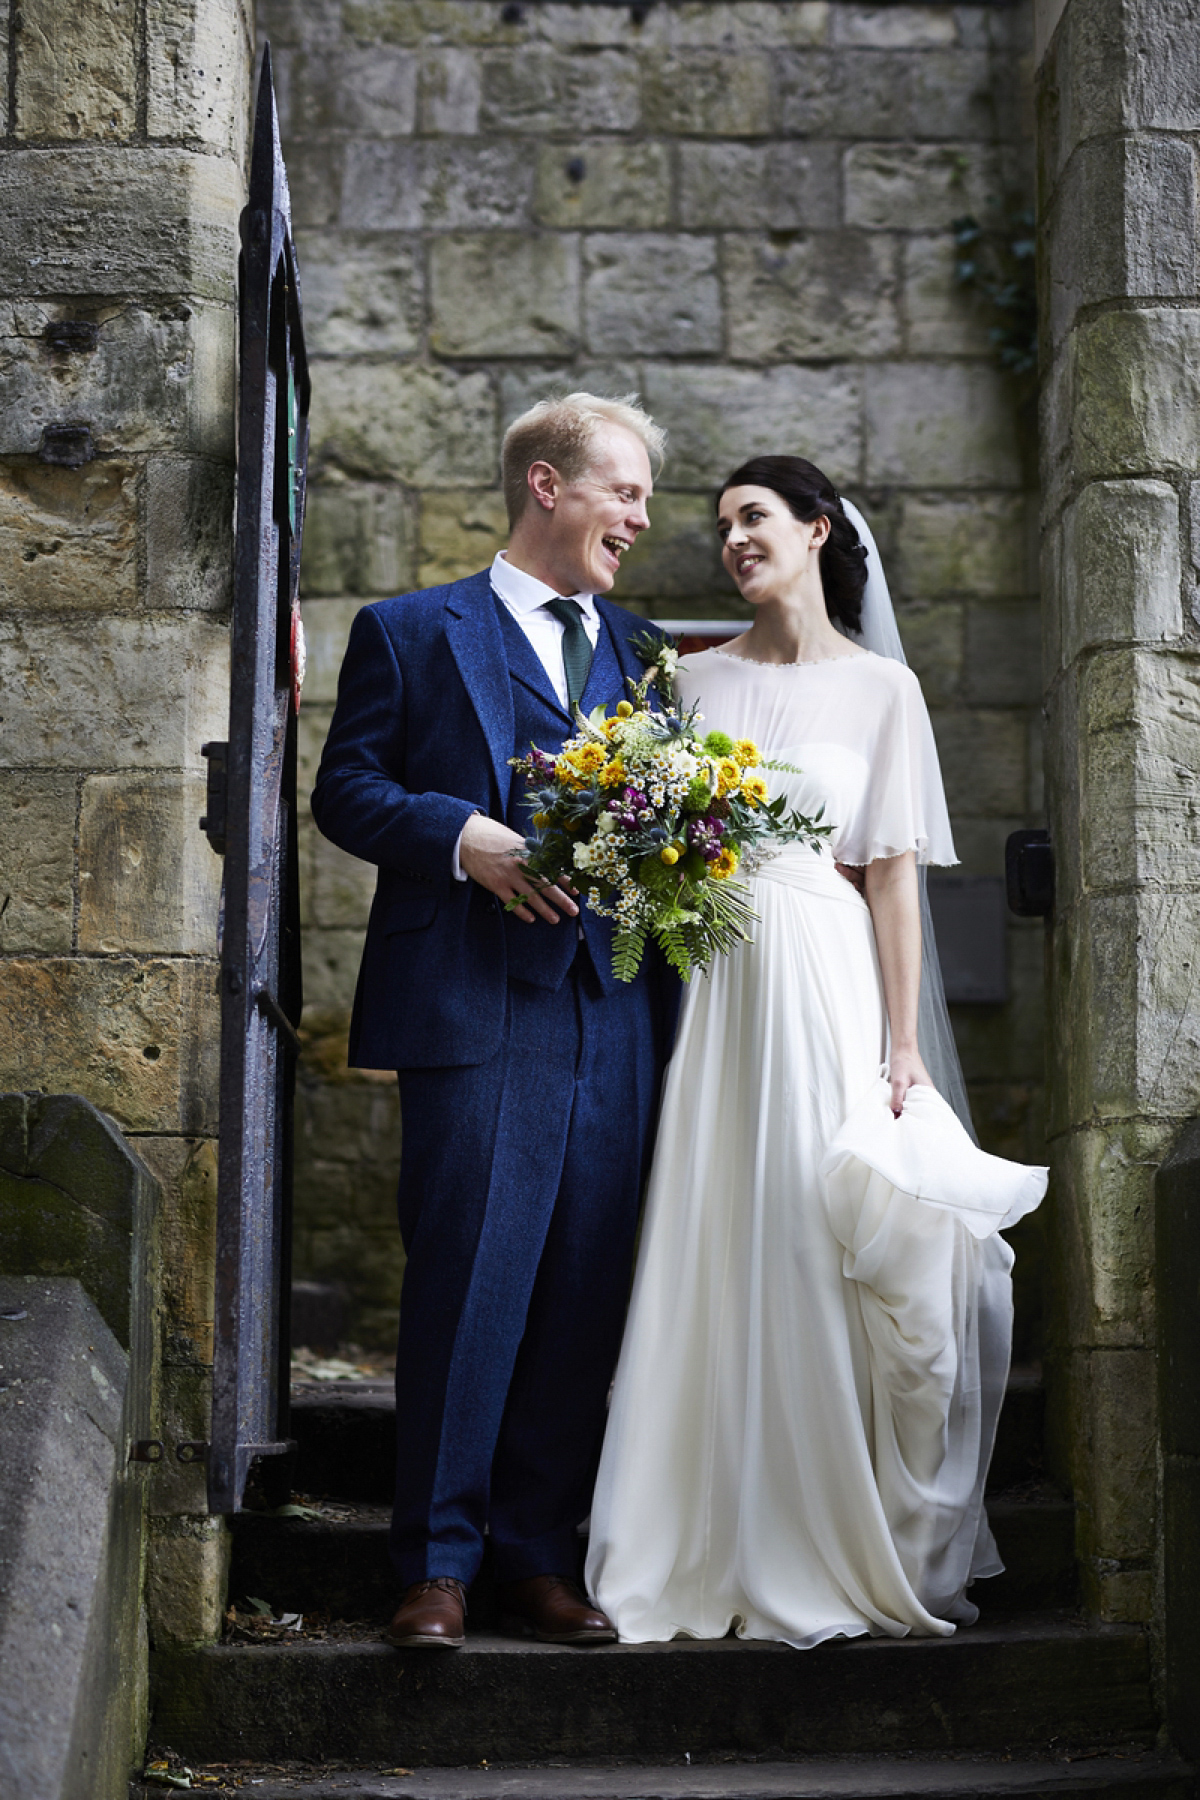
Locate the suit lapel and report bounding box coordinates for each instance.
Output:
[595,599,659,707]
[444,571,515,814]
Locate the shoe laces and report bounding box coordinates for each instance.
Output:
[407,1576,466,1606]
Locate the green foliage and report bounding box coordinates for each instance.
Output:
[951,206,1038,377]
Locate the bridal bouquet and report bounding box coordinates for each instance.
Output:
[509,635,832,982]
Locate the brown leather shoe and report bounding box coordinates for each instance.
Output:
[384,1577,466,1649]
[497,1574,617,1644]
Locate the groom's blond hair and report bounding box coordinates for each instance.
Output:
[501,392,666,527]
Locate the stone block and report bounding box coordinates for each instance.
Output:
[294,1068,401,1170]
[0,773,75,953]
[0,1277,140,1800]
[668,2,828,46]
[285,136,346,229]
[832,4,959,47]
[964,600,1043,704]
[1078,650,1200,893]
[640,51,773,136]
[778,49,995,139]
[341,139,535,230]
[0,148,242,302]
[0,614,229,770]
[0,7,7,136]
[614,492,730,604]
[902,234,996,357]
[300,601,362,708]
[0,298,234,461]
[147,0,252,161]
[1062,479,1182,658]
[430,233,580,357]
[534,3,669,47]
[15,0,138,140]
[1044,136,1198,352]
[844,143,999,230]
[312,831,377,930]
[1051,1118,1167,1350]
[297,231,423,357]
[585,235,721,358]
[890,600,963,704]
[865,362,1023,488]
[895,493,1031,599]
[724,233,900,361]
[146,1514,229,1645]
[1073,1348,1158,1566]
[642,363,862,489]
[0,1094,158,1354]
[299,706,333,799]
[418,488,509,587]
[300,482,416,598]
[948,922,1045,1082]
[78,774,221,956]
[281,45,418,136]
[678,142,841,231]
[418,47,482,134]
[138,1135,218,1369]
[535,142,671,230]
[343,0,528,47]
[301,927,369,1018]
[929,706,1026,814]
[1120,0,1200,132]
[480,46,640,133]
[307,361,496,485]
[1072,308,1200,479]
[0,457,138,612]
[146,458,234,614]
[0,957,218,1135]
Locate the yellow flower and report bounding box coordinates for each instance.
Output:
[604,717,623,738]
[715,757,742,798]
[733,738,761,767]
[711,847,740,880]
[599,758,626,788]
[660,845,681,866]
[616,700,634,718]
[739,775,769,807]
[572,742,607,774]
[532,811,551,829]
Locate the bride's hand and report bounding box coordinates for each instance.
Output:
[887,1047,933,1118]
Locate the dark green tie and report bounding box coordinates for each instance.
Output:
[545,597,594,713]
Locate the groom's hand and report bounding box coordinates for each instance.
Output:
[459,815,580,926]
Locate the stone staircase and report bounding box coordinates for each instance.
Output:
[144,1370,1192,1797]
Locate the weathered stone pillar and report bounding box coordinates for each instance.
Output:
[0,0,255,1641]
[1037,0,1200,1625]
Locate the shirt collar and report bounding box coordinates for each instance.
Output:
[491,552,598,621]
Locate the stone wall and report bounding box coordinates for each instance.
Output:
[1036,0,1200,1627]
[0,0,255,1641]
[258,0,1046,1350]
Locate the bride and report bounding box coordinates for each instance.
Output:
[585,456,1047,1648]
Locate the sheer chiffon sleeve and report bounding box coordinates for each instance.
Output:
[835,663,957,868]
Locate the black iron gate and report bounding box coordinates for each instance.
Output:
[201,46,310,1515]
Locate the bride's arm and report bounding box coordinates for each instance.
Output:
[863,850,934,1116]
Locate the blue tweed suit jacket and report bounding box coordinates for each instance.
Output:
[310,568,672,1071]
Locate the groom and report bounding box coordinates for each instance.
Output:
[311,393,680,1649]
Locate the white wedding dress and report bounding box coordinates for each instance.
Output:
[585,648,1047,1648]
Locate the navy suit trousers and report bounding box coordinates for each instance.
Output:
[389,959,665,1588]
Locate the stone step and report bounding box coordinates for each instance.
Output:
[150,1617,1155,1767]
[228,1491,1077,1628]
[131,1752,1195,1800]
[287,1369,1048,1510]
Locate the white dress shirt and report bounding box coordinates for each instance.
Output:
[452,553,601,879]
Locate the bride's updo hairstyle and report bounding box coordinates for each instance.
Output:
[717,456,868,635]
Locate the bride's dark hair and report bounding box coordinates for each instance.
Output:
[716,456,868,635]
